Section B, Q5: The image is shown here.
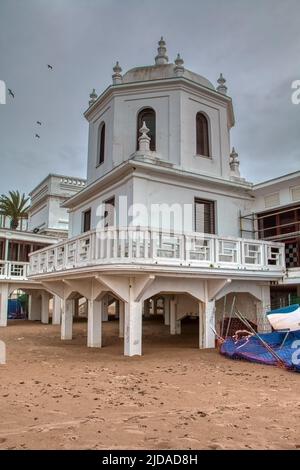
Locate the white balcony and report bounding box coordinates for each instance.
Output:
[0,261,29,280]
[28,227,286,279]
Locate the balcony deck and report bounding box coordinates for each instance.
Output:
[28,227,286,280]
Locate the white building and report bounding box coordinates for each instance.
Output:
[247,171,300,306]
[0,174,86,326]
[28,38,286,356]
[28,174,86,238]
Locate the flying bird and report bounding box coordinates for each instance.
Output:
[8,89,14,98]
[47,64,53,70]
[35,134,40,139]
[36,121,42,125]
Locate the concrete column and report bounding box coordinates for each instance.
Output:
[28,292,41,321]
[0,283,9,327]
[164,296,170,325]
[203,299,216,348]
[198,301,204,349]
[61,299,74,340]
[102,295,108,322]
[52,295,61,325]
[170,297,176,335]
[257,285,272,333]
[124,285,142,356]
[41,292,50,324]
[119,300,124,338]
[87,299,102,347]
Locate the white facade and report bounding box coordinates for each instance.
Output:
[28,38,287,356]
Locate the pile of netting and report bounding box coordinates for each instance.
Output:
[219,330,300,373]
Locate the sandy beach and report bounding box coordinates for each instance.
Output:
[0,317,300,450]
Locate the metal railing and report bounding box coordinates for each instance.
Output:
[28,227,286,276]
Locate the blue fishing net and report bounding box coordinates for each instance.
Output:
[220,330,300,373]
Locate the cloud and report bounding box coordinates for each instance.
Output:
[0,0,299,194]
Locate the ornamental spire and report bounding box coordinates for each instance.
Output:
[230,147,240,177]
[174,53,184,76]
[89,88,97,106]
[217,73,227,94]
[112,61,123,84]
[138,121,151,152]
[155,37,169,65]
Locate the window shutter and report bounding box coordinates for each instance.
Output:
[195,199,215,234]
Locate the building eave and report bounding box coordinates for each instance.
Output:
[84,77,235,127]
[253,170,300,191]
[63,157,253,211]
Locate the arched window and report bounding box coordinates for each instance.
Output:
[136,108,156,151]
[98,122,105,165]
[196,113,210,157]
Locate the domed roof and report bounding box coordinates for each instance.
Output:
[122,63,215,90]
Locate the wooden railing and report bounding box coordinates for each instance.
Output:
[28,227,286,277]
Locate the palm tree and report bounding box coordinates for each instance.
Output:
[0,191,30,230]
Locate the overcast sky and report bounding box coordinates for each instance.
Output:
[0,0,299,195]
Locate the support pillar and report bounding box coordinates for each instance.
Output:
[198,301,204,349]
[87,299,102,347]
[41,292,50,324]
[170,297,176,335]
[124,282,142,356]
[119,300,124,338]
[28,292,41,321]
[164,296,170,325]
[61,299,74,340]
[176,318,181,335]
[257,285,272,333]
[0,283,9,327]
[52,295,62,325]
[203,299,216,348]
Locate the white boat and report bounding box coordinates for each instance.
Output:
[267,304,300,332]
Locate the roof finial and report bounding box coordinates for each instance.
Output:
[138,121,151,152]
[112,61,123,85]
[174,53,184,76]
[89,88,97,106]
[230,147,240,177]
[217,73,227,94]
[155,36,169,65]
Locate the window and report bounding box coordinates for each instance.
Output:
[83,209,91,233]
[196,112,210,157]
[195,199,215,234]
[137,108,156,151]
[104,197,115,228]
[98,122,105,165]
